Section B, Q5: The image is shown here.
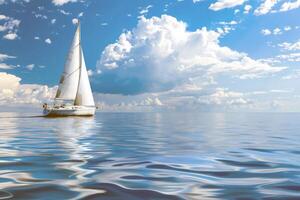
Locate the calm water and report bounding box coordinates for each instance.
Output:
[0,110,300,199]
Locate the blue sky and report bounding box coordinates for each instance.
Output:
[1,0,300,111]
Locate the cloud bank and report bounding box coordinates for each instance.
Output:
[0,72,57,105]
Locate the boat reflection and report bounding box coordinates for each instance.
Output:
[52,116,106,198]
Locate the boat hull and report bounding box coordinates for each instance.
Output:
[43,106,95,117]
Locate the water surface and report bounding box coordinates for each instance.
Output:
[0,110,300,199]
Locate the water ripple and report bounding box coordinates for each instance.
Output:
[0,111,300,199]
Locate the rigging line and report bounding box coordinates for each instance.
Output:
[60,67,80,84]
[59,42,81,84]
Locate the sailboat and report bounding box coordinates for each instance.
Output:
[43,22,96,117]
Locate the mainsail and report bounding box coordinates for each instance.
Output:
[55,25,80,100]
[55,23,95,107]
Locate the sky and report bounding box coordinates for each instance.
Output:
[0,0,300,111]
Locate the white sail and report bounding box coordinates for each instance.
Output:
[55,25,81,100]
[74,47,95,106]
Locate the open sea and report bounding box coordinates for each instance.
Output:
[0,108,300,199]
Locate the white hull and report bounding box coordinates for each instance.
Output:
[43,106,95,117]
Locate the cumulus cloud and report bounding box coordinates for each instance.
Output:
[209,0,245,11]
[95,15,285,95]
[254,0,278,15]
[0,72,20,90]
[3,32,18,40]
[0,72,57,105]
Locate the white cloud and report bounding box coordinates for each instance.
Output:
[0,63,15,69]
[0,17,20,32]
[279,0,300,12]
[284,26,291,31]
[94,93,164,112]
[25,64,34,70]
[33,13,48,20]
[51,19,56,24]
[273,27,282,35]
[59,9,71,15]
[217,21,238,35]
[0,0,30,5]
[261,29,272,35]
[254,0,278,15]
[0,53,15,61]
[261,26,293,36]
[0,53,15,69]
[0,15,20,41]
[52,0,79,6]
[96,15,285,95]
[277,52,300,62]
[0,72,20,90]
[139,5,153,15]
[0,72,57,105]
[244,4,252,14]
[278,40,300,51]
[45,38,52,44]
[91,85,300,112]
[34,36,40,40]
[196,88,250,106]
[3,32,18,40]
[219,20,238,25]
[0,14,9,20]
[209,0,245,11]
[282,69,300,80]
[234,9,240,14]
